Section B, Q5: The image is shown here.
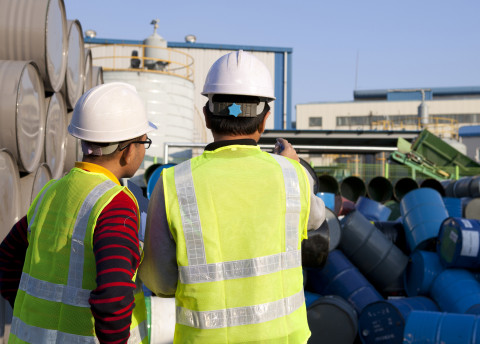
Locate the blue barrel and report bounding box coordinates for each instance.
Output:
[316,192,335,211]
[373,221,408,255]
[393,177,418,201]
[358,296,439,344]
[400,188,449,252]
[307,295,358,344]
[340,210,408,292]
[305,250,383,314]
[340,176,366,203]
[384,200,401,221]
[443,197,463,217]
[318,174,339,195]
[146,163,175,199]
[304,290,322,308]
[367,176,393,203]
[404,250,444,297]
[430,269,480,314]
[355,196,391,222]
[454,177,474,198]
[441,179,456,197]
[420,178,446,197]
[470,176,480,198]
[437,217,480,269]
[403,310,480,344]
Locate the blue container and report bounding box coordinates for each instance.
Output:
[340,211,408,292]
[373,221,408,255]
[146,163,175,199]
[430,269,480,314]
[404,250,444,297]
[316,192,335,212]
[403,310,480,344]
[400,188,449,252]
[355,196,391,222]
[443,197,463,218]
[358,297,439,344]
[305,250,383,314]
[304,290,322,308]
[307,295,358,344]
[437,217,480,269]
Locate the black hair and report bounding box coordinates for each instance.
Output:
[205,95,270,136]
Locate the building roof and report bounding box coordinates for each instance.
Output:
[459,125,480,137]
[354,86,480,101]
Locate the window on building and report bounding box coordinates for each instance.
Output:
[309,117,323,127]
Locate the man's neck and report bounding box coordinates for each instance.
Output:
[212,132,261,142]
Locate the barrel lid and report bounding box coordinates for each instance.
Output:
[45,93,67,179]
[308,295,358,344]
[64,19,85,109]
[0,149,21,240]
[45,0,68,92]
[358,301,404,344]
[17,62,46,173]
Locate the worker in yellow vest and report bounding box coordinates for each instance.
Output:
[0,82,156,343]
[140,50,325,343]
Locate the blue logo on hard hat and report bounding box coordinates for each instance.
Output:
[228,103,242,117]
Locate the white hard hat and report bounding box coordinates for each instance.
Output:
[202,50,276,101]
[68,82,157,142]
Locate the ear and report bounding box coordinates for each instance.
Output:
[258,111,270,134]
[203,106,211,129]
[121,144,135,166]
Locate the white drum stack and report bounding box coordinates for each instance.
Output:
[0,1,97,340]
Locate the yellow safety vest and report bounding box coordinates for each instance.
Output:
[163,145,311,343]
[10,168,148,344]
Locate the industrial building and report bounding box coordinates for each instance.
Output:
[296,86,480,141]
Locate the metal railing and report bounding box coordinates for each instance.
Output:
[88,43,194,81]
[372,116,458,139]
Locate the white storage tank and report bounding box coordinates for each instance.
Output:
[103,71,194,166]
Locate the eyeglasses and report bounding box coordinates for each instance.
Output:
[119,137,152,151]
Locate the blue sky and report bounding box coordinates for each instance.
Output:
[65,0,480,109]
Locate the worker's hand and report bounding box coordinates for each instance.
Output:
[274,138,299,162]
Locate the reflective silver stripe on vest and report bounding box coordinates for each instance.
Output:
[128,320,148,344]
[179,250,301,284]
[11,316,146,343]
[174,161,207,266]
[177,289,305,329]
[68,180,117,288]
[11,316,98,343]
[19,272,91,307]
[28,181,57,232]
[270,154,301,252]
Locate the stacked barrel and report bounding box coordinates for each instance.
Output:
[306,171,480,344]
[0,0,104,340]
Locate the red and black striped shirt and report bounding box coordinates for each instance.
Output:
[0,190,140,344]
